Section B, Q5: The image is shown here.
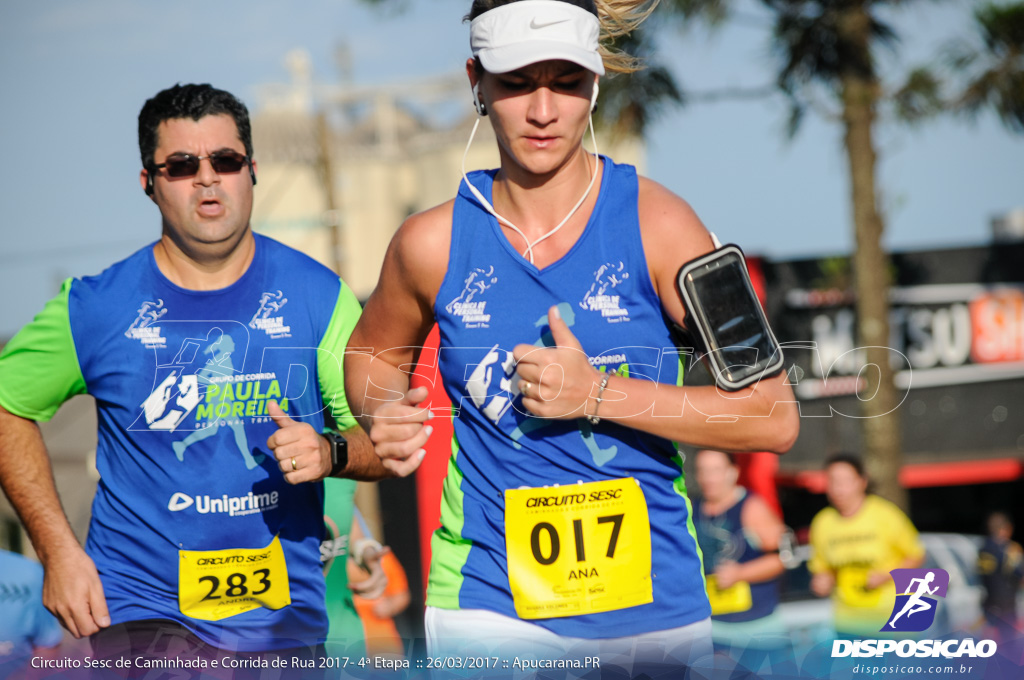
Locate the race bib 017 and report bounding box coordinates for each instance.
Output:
[504,477,653,619]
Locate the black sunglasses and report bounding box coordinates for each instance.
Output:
[152,150,250,178]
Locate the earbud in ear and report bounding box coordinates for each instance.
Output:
[249,161,257,187]
[591,82,600,113]
[145,170,154,196]
[472,83,487,116]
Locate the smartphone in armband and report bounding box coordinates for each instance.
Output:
[676,244,784,391]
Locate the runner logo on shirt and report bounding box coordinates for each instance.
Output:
[579,262,630,323]
[883,568,949,632]
[463,304,619,466]
[249,290,291,338]
[466,344,519,423]
[137,370,202,432]
[128,328,281,470]
[446,266,498,328]
[130,329,238,434]
[124,299,168,348]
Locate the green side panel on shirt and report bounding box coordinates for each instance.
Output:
[673,452,706,587]
[673,348,706,581]
[425,417,472,610]
[323,476,366,656]
[0,278,86,421]
[317,280,362,432]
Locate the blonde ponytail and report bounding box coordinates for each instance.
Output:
[595,0,660,73]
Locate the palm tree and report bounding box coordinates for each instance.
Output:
[773,0,905,507]
[672,0,912,508]
[664,0,1023,510]
[952,2,1024,132]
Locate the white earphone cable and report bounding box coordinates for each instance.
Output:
[460,107,600,265]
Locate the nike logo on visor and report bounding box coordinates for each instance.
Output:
[530,18,569,29]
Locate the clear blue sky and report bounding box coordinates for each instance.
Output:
[1,0,1020,338]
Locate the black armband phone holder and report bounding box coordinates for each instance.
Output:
[675,244,784,391]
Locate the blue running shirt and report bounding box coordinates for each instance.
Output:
[0,234,361,651]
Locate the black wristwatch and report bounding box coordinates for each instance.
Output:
[325,432,348,477]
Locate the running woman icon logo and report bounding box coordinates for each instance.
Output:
[883,568,949,632]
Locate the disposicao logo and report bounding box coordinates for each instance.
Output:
[884,568,949,633]
[832,567,997,659]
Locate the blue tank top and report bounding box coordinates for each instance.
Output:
[428,157,711,638]
[693,490,780,622]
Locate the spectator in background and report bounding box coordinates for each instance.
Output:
[0,549,63,677]
[322,481,389,658]
[349,545,411,659]
[809,453,925,637]
[693,449,792,676]
[978,511,1023,641]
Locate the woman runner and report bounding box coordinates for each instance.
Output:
[345,0,799,671]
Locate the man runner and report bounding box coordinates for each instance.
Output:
[0,83,389,677]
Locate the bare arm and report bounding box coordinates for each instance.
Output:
[345,204,452,477]
[266,401,393,482]
[519,351,798,453]
[374,585,412,619]
[513,179,799,454]
[333,426,393,481]
[346,517,390,600]
[625,179,797,451]
[0,404,109,637]
[811,571,836,597]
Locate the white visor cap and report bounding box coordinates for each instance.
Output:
[470,1,605,76]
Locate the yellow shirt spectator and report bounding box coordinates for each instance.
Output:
[809,494,925,636]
